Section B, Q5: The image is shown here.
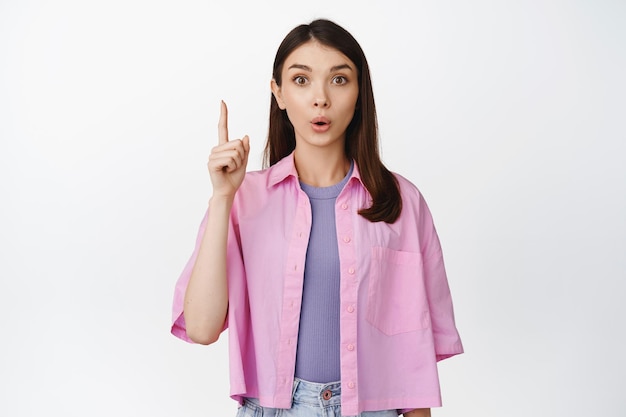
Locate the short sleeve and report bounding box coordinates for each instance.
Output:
[170,201,246,343]
[418,195,464,361]
[170,210,209,343]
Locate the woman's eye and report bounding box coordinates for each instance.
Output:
[332,76,348,85]
[293,76,307,85]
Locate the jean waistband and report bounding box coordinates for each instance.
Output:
[244,378,343,409]
[291,378,342,406]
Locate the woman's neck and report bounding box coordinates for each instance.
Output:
[294,146,350,187]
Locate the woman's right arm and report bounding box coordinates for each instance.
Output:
[183,101,250,345]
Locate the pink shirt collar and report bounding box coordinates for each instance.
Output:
[266,151,364,189]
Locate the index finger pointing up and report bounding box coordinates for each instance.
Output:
[218,100,229,144]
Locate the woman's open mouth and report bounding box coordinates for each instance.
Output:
[311,116,331,133]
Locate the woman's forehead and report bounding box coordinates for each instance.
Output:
[283,41,355,72]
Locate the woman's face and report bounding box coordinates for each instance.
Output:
[272,41,359,154]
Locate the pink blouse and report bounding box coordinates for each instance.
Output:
[171,153,463,415]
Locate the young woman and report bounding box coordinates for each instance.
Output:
[171,19,463,417]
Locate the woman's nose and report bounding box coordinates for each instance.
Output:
[313,85,329,108]
[314,97,329,108]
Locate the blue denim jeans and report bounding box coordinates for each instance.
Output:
[235,378,398,417]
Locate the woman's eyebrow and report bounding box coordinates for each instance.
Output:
[288,64,312,71]
[287,63,354,72]
[330,64,353,72]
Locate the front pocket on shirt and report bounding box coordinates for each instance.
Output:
[366,246,429,335]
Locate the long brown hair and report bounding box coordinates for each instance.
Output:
[263,19,402,223]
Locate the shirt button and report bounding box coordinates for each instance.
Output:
[343,236,351,243]
[348,381,355,389]
[341,203,348,210]
[347,305,355,313]
[348,267,355,274]
[347,344,355,351]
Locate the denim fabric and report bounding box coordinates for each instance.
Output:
[235,379,398,417]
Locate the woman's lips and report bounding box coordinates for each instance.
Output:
[311,116,331,133]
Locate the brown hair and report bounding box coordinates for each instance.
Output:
[263,19,402,223]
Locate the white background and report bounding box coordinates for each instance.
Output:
[1,1,625,416]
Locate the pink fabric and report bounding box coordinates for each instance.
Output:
[171,153,463,415]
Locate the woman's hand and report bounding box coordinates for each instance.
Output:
[207,101,250,199]
[403,409,431,417]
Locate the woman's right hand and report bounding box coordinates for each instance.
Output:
[207,101,250,198]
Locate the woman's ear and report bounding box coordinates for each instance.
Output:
[271,79,286,110]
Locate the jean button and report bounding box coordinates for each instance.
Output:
[322,389,332,400]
